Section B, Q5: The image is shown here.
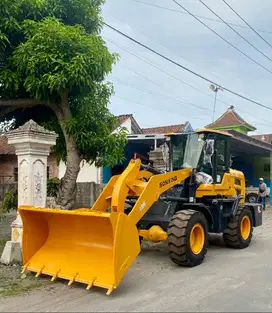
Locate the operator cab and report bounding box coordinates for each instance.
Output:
[170,129,232,184]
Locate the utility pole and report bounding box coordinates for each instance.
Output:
[210,84,223,122]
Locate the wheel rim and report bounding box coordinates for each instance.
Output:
[190,223,205,255]
[248,196,256,203]
[240,216,251,240]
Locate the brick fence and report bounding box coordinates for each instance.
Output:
[0,182,105,208]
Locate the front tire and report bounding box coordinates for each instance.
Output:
[223,206,253,249]
[168,210,208,267]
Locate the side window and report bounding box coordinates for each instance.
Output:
[216,138,226,166]
[215,138,226,183]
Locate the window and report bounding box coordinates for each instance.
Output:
[13,167,18,182]
[215,138,226,183]
[216,138,226,166]
[47,166,50,179]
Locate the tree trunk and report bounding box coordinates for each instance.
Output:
[56,137,81,210]
[52,92,81,210]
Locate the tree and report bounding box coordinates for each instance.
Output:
[0,0,127,209]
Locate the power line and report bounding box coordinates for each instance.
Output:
[115,95,209,121]
[114,65,272,128]
[222,0,272,49]
[172,1,272,75]
[105,37,213,113]
[198,0,272,62]
[103,22,272,111]
[105,12,272,124]
[112,76,212,114]
[105,11,233,107]
[131,0,272,35]
[104,19,272,126]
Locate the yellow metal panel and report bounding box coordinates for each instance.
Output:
[196,128,233,137]
[19,206,140,295]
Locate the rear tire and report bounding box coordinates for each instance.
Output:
[223,206,253,249]
[245,193,257,203]
[168,210,208,267]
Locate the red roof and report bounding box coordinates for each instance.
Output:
[252,134,272,144]
[142,123,186,134]
[206,106,256,130]
[0,136,15,155]
[118,114,142,134]
[118,114,133,123]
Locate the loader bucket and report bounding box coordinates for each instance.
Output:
[19,206,141,295]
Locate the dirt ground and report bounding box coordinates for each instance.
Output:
[1,208,272,312]
[0,212,49,297]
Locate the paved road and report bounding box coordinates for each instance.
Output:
[1,209,272,312]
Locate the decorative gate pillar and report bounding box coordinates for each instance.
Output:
[9,120,58,241]
[1,120,57,264]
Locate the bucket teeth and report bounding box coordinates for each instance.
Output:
[51,270,61,282]
[68,273,78,286]
[106,285,115,296]
[86,278,96,291]
[21,263,29,274]
[35,266,45,278]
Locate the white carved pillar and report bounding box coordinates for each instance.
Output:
[7,120,57,242]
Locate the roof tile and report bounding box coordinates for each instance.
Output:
[206,105,255,130]
[142,124,185,134]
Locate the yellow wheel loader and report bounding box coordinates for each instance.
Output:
[19,129,263,295]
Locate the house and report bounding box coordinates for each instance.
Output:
[206,105,256,135]
[205,105,272,190]
[60,115,193,184]
[58,114,143,183]
[142,121,193,134]
[0,136,58,185]
[252,134,272,144]
[0,115,193,186]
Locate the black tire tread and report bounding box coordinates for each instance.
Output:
[168,209,208,267]
[223,206,253,249]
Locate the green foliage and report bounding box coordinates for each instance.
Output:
[0,188,18,214]
[11,17,117,101]
[47,177,60,197]
[0,0,127,172]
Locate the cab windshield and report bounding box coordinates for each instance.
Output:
[172,133,205,170]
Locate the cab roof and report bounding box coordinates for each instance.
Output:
[196,128,233,137]
[165,128,233,137]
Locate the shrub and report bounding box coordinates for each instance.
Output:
[0,188,18,214]
[47,177,60,197]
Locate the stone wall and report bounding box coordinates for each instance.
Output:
[74,182,105,208]
[0,182,105,208]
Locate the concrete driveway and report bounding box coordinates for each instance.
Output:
[1,210,272,312]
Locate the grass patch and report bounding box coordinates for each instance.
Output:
[0,269,49,297]
[0,238,7,255]
[0,216,50,297]
[0,247,50,297]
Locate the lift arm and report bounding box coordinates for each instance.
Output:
[91,158,192,224]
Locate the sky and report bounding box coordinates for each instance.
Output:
[101,0,272,135]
